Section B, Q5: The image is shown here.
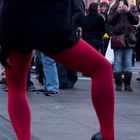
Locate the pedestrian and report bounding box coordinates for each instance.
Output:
[82,2,105,52]
[0,64,6,84]
[57,62,78,89]
[100,2,110,21]
[100,2,112,56]
[27,69,36,92]
[0,0,115,140]
[135,1,140,81]
[37,52,59,96]
[56,0,85,89]
[34,50,44,85]
[107,0,139,91]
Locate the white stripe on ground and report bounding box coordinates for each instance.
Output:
[78,77,91,80]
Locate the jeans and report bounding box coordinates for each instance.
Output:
[41,53,59,92]
[114,48,133,73]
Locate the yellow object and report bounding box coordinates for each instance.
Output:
[103,33,109,39]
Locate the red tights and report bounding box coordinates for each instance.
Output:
[6,39,114,140]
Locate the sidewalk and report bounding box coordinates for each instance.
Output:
[0,62,140,140]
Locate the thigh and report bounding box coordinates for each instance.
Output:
[113,49,123,72]
[114,49,123,63]
[123,48,133,72]
[123,49,133,63]
[52,39,111,77]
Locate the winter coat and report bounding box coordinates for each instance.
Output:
[72,0,85,28]
[0,0,79,55]
[135,26,140,59]
[107,4,139,48]
[82,13,105,51]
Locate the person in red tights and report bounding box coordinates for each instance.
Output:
[0,0,115,140]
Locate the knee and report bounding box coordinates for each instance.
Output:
[90,61,113,79]
[105,61,113,73]
[97,60,113,76]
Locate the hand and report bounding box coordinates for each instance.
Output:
[122,5,129,12]
[0,46,11,68]
[117,5,128,13]
[117,6,123,13]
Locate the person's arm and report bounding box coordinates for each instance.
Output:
[127,5,139,25]
[107,10,120,26]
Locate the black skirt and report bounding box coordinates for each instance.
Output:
[0,0,79,54]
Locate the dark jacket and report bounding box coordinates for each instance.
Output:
[107,5,139,48]
[72,0,85,28]
[0,0,79,54]
[136,26,140,59]
[82,13,105,50]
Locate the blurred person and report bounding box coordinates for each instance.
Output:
[0,0,115,140]
[56,0,85,89]
[100,2,112,55]
[100,2,110,21]
[3,69,36,92]
[57,63,78,89]
[34,50,44,85]
[0,64,6,84]
[27,70,36,92]
[37,53,59,96]
[82,2,105,52]
[135,1,140,81]
[107,0,139,91]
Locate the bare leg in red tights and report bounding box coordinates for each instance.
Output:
[52,39,115,140]
[5,51,32,140]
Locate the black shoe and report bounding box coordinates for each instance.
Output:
[115,85,122,91]
[37,89,59,96]
[45,90,59,96]
[27,84,36,92]
[36,89,46,94]
[3,85,8,92]
[91,132,103,140]
[136,77,140,81]
[59,82,75,89]
[125,85,133,92]
[0,78,6,84]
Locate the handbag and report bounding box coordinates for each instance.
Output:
[111,15,128,49]
[111,33,126,49]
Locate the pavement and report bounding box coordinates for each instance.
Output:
[0,62,140,140]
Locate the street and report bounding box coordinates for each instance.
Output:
[0,62,140,140]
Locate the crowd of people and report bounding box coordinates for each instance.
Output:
[0,0,140,140]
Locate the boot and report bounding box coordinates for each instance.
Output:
[114,72,122,91]
[124,72,133,92]
[91,132,103,140]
